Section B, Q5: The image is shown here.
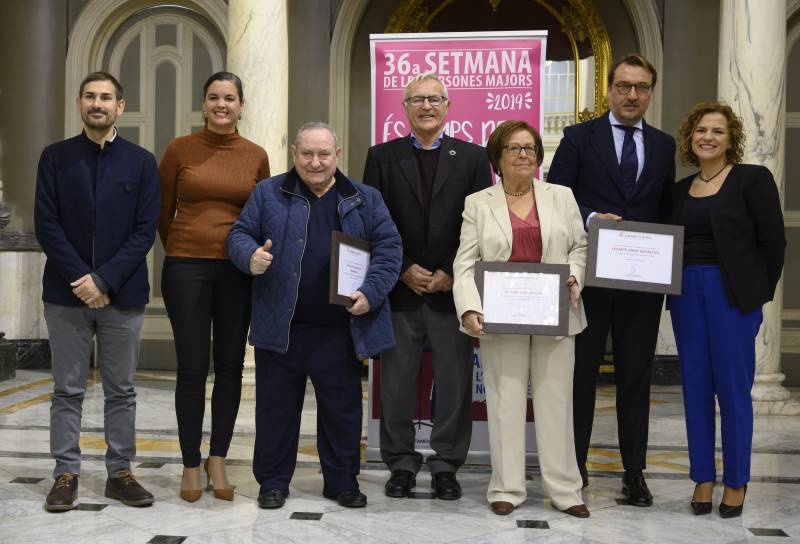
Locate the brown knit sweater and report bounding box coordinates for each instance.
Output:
[158,128,270,259]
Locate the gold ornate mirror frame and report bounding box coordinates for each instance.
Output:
[385,0,612,122]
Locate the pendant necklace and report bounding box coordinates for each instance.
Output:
[698,164,729,183]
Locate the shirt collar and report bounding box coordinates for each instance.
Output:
[410,130,445,150]
[608,111,643,131]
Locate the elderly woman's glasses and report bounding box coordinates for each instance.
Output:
[502,144,536,157]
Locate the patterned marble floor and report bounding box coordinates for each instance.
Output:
[1,368,799,544]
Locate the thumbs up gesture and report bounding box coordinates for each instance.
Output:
[249,239,274,275]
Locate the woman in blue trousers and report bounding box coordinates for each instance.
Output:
[670,102,785,518]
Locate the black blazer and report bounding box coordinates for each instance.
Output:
[673,164,785,312]
[363,134,492,312]
[547,112,676,225]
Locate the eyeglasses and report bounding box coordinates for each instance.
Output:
[502,144,537,157]
[404,95,448,107]
[613,82,653,95]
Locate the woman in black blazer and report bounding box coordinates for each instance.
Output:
[669,102,785,518]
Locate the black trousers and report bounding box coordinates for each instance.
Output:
[253,323,362,497]
[572,286,663,472]
[162,257,251,467]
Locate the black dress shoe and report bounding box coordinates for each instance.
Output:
[385,469,415,498]
[690,482,713,515]
[258,488,286,509]
[432,472,461,500]
[621,472,653,507]
[45,473,78,512]
[719,484,746,518]
[104,469,154,507]
[579,466,589,489]
[326,489,367,508]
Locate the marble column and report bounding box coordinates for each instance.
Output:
[718,0,800,415]
[225,0,289,398]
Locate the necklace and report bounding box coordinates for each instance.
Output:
[698,163,729,183]
[503,181,533,197]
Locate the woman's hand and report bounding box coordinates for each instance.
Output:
[566,275,580,309]
[462,310,484,336]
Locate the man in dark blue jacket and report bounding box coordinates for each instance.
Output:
[34,72,160,512]
[547,55,676,506]
[228,122,402,510]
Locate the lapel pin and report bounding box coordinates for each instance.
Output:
[449,149,456,156]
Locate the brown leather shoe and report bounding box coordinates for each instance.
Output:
[105,469,155,507]
[563,504,590,518]
[490,501,515,515]
[45,473,78,512]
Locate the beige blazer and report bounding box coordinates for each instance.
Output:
[453,180,588,337]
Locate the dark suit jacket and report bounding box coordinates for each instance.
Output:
[34,132,160,307]
[547,112,676,225]
[672,164,785,312]
[363,134,492,312]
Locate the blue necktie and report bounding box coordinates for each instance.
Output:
[618,125,638,199]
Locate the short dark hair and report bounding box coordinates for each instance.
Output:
[202,71,244,102]
[677,101,745,166]
[79,71,124,100]
[607,54,657,88]
[486,120,544,176]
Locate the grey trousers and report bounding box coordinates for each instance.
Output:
[44,303,145,478]
[379,305,474,474]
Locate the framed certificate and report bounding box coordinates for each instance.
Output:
[329,231,371,307]
[475,262,570,336]
[585,219,684,295]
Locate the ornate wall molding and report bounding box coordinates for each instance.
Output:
[621,0,663,128]
[64,0,227,137]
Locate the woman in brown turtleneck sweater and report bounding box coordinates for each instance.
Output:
[158,71,269,502]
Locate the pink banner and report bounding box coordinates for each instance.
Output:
[370,31,547,147]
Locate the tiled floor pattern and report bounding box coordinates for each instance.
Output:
[0,369,799,543]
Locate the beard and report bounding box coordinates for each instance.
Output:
[81,109,116,131]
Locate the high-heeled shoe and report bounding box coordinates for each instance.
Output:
[179,467,203,502]
[719,484,746,518]
[204,458,234,501]
[690,482,713,515]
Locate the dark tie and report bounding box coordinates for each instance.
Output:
[618,125,638,199]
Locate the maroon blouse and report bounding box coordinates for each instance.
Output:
[508,204,543,263]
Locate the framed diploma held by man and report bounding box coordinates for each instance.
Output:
[586,219,684,295]
[475,262,569,336]
[329,231,370,307]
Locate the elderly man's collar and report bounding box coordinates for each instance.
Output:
[410,130,445,150]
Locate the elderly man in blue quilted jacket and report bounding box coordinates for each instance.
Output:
[228,122,402,510]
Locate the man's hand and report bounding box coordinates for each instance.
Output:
[462,310,484,336]
[347,291,371,315]
[566,275,580,310]
[71,274,102,305]
[425,269,453,293]
[593,212,622,222]
[87,294,111,309]
[249,239,273,275]
[400,264,433,295]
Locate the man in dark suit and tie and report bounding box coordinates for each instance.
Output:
[547,55,676,506]
[363,73,492,500]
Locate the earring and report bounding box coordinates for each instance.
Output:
[238,112,243,121]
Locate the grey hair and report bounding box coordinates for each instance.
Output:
[294,121,339,146]
[403,73,449,100]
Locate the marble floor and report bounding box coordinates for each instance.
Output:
[1,368,799,544]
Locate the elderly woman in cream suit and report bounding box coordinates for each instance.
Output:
[453,121,588,517]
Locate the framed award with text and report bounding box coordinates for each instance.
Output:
[475,261,569,336]
[585,219,684,295]
[329,231,371,307]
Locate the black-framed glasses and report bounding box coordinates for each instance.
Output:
[613,82,652,95]
[502,144,536,157]
[404,95,448,107]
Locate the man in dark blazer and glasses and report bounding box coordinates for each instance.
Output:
[547,54,676,506]
[363,73,492,500]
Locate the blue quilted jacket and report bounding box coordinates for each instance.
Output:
[227,168,402,359]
